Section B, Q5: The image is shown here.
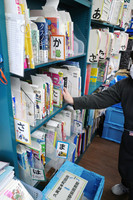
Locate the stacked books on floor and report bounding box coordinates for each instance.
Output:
[0,161,34,200]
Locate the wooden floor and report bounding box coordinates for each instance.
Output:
[78,135,129,200]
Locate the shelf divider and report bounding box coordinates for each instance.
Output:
[88,81,103,94]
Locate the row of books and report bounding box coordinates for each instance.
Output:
[4,0,85,76]
[91,0,131,29]
[85,52,122,88]
[0,161,34,200]
[87,28,129,63]
[86,60,109,88]
[11,62,81,127]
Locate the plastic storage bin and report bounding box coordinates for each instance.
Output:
[42,160,105,200]
[102,122,124,143]
[21,181,43,200]
[111,102,122,109]
[104,107,124,127]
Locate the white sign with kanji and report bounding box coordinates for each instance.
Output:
[56,141,69,159]
[50,35,65,60]
[14,118,31,145]
[30,168,46,181]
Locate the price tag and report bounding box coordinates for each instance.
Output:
[73,120,82,134]
[14,118,31,145]
[50,35,65,60]
[30,168,46,181]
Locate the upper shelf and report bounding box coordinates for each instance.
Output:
[91,19,125,31]
[26,0,92,10]
[25,53,86,71]
[60,0,92,8]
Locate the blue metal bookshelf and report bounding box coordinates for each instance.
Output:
[0,0,18,176]
[91,19,125,32]
[0,0,93,179]
[0,0,126,182]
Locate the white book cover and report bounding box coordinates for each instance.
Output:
[120,32,129,51]
[4,0,21,14]
[91,0,104,20]
[31,75,46,117]
[62,65,81,97]
[31,84,43,120]
[98,30,108,60]
[37,74,53,114]
[112,31,122,54]
[87,29,101,63]
[21,81,36,127]
[11,77,27,121]
[61,110,72,137]
[52,117,66,141]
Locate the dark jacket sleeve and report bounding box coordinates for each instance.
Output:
[73,81,122,110]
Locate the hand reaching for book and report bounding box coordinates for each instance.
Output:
[63,87,74,105]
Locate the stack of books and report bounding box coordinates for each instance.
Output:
[0,161,34,200]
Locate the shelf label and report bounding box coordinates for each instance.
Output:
[56,141,69,159]
[50,35,65,60]
[14,118,31,145]
[30,168,46,181]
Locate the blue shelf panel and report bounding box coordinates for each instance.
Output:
[60,0,91,8]
[88,81,103,94]
[0,0,19,177]
[25,54,86,71]
[30,103,68,133]
[74,0,92,7]
[91,19,125,31]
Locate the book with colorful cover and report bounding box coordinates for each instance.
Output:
[52,117,66,141]
[35,19,48,63]
[20,0,34,69]
[45,17,59,36]
[43,71,64,108]
[31,130,46,166]
[77,133,82,158]
[0,179,34,200]
[72,134,78,163]
[85,64,91,95]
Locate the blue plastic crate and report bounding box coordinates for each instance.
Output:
[111,102,122,109]
[42,161,104,200]
[102,122,124,143]
[105,107,124,127]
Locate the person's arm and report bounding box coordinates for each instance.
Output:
[63,81,121,110]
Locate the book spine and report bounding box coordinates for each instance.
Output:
[72,135,77,163]
[35,22,48,62]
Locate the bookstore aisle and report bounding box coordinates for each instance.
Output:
[78,135,128,200]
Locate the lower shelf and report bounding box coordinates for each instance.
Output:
[30,103,68,133]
